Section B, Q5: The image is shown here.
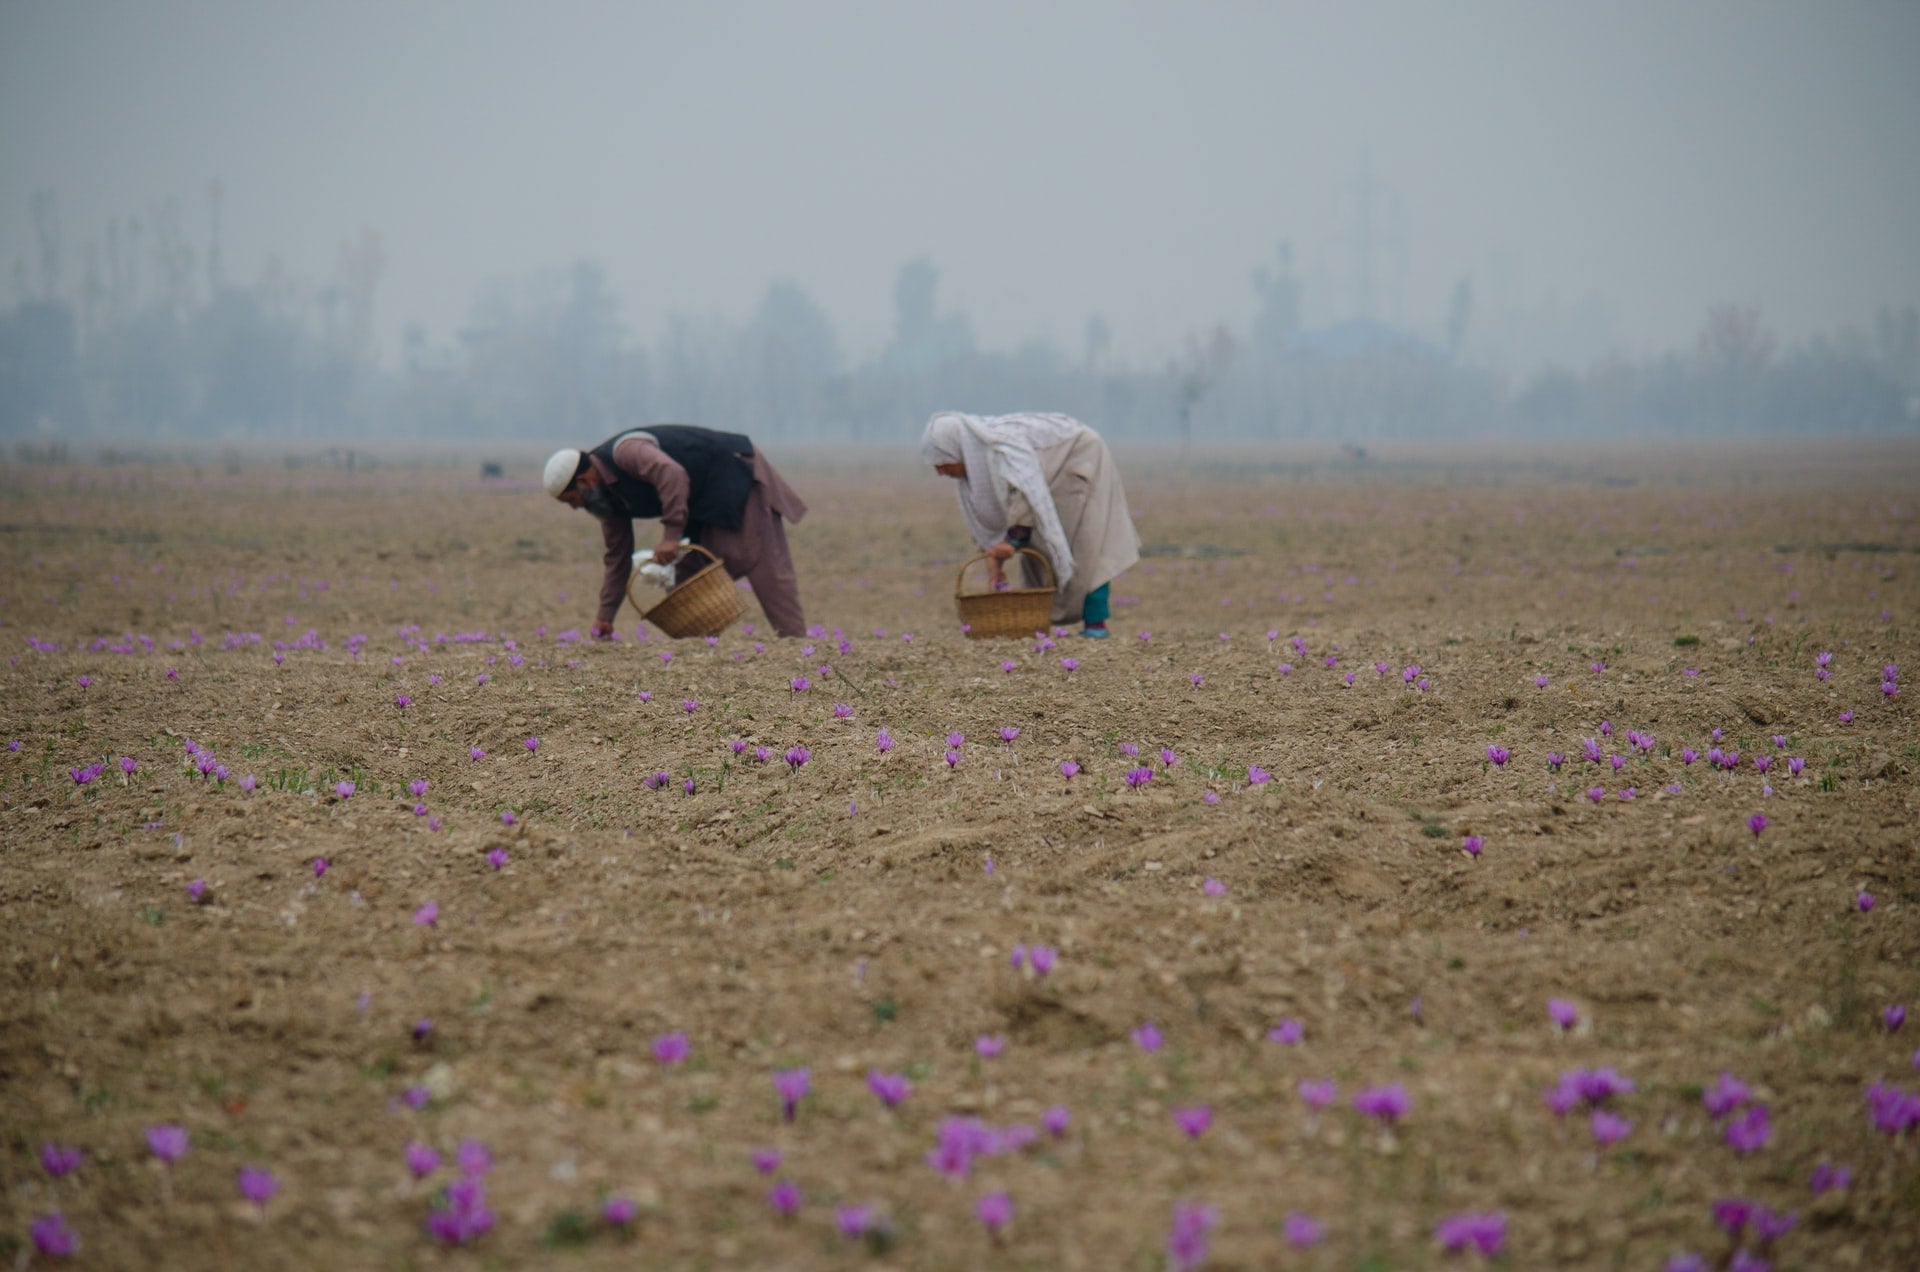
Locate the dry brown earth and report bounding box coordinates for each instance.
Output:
[2,441,1917,1269]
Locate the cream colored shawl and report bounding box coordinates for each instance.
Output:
[920,412,1081,586]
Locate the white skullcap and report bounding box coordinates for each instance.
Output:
[542,448,582,498]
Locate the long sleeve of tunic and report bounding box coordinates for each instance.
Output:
[594,437,693,625]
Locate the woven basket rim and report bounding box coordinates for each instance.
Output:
[629,544,744,637]
[953,546,1056,599]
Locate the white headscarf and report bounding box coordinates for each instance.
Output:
[920,412,1082,585]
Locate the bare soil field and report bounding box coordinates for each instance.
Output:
[2,441,1917,1271]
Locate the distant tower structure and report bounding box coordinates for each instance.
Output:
[207,180,224,296]
[1351,156,1375,321]
[1346,156,1408,325]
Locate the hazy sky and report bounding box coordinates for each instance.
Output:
[3,0,1917,369]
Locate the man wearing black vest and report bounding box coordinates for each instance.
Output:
[543,425,809,637]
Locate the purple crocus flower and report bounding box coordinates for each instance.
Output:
[334,780,355,799]
[1132,1022,1164,1052]
[653,1031,691,1065]
[414,901,439,927]
[1587,786,1605,804]
[470,747,485,761]
[146,1124,189,1164]
[975,1034,1006,1058]
[867,1070,913,1108]
[1353,1083,1409,1124]
[40,1144,83,1178]
[239,773,257,793]
[29,1213,76,1258]
[405,1140,441,1178]
[1202,877,1226,896]
[1548,998,1579,1031]
[1165,1203,1218,1272]
[1028,945,1057,976]
[412,1017,433,1042]
[1711,1197,1753,1236]
[1590,1110,1632,1147]
[1124,766,1153,788]
[500,809,516,826]
[186,878,207,902]
[751,1148,782,1175]
[1487,745,1510,766]
[1462,835,1483,858]
[1703,1071,1751,1120]
[454,1140,491,1177]
[1284,1212,1325,1248]
[1748,813,1768,839]
[1172,1105,1213,1139]
[524,736,538,753]
[1042,1105,1071,1137]
[976,1190,1015,1235]
[1666,1255,1709,1272]
[773,1067,811,1121]
[1808,1161,1851,1195]
[603,1196,638,1227]
[1886,1004,1907,1032]
[237,1165,280,1209]
[875,728,894,752]
[1268,1018,1304,1046]
[1753,1207,1797,1244]
[486,848,508,869]
[1434,1211,1507,1256]
[1060,657,1078,673]
[1247,764,1271,785]
[767,1179,802,1216]
[784,745,810,770]
[835,1204,877,1239]
[120,756,138,775]
[1725,1103,1772,1153]
[1298,1078,1337,1109]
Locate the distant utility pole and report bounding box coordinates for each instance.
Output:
[1348,155,1408,325]
[207,180,224,296]
[1351,156,1375,322]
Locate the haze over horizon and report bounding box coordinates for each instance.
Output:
[3,0,1918,374]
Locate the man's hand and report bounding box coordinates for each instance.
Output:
[591,619,614,640]
[651,540,679,565]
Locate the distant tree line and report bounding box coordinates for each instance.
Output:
[3,193,1916,444]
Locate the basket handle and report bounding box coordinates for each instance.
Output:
[954,546,1055,599]
[627,542,725,617]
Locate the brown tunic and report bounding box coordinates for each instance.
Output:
[592,435,808,636]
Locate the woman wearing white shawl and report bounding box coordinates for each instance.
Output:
[920,411,1140,636]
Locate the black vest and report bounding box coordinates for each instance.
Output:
[588,425,756,531]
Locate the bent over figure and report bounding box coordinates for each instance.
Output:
[543,425,808,637]
[920,411,1139,638]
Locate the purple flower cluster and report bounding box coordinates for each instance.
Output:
[924,1116,1039,1180]
[1544,1067,1635,1115]
[1866,1082,1920,1136]
[1434,1211,1507,1256]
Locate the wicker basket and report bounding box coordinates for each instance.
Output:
[955,547,1056,639]
[628,544,746,638]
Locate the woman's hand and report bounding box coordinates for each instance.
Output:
[650,540,679,565]
[985,539,1015,588]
